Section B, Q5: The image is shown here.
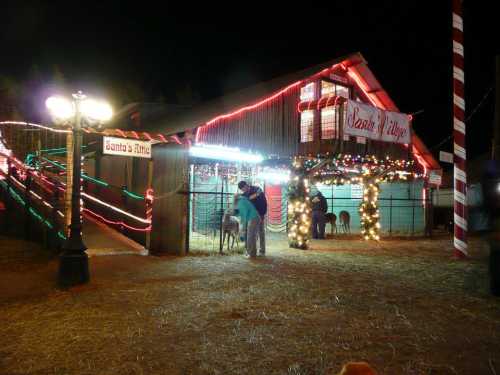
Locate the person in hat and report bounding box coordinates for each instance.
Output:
[311,190,328,239]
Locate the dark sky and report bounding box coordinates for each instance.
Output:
[1,1,498,159]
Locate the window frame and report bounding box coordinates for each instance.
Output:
[300,110,315,143]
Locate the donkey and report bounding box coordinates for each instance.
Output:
[324,213,337,235]
[338,210,351,234]
[221,209,240,252]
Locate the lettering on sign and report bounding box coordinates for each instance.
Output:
[439,151,454,164]
[103,136,152,158]
[344,100,411,144]
[351,184,363,199]
[429,171,442,186]
[380,111,410,144]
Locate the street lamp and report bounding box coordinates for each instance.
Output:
[46,91,112,287]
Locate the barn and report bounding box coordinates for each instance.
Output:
[86,52,441,254]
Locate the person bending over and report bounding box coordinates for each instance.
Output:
[238,181,267,255]
[233,194,261,258]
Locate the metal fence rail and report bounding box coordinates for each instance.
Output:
[187,190,431,253]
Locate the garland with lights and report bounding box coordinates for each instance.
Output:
[0,178,67,240]
[192,163,253,184]
[1,154,152,233]
[285,154,424,244]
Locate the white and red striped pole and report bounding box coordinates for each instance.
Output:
[452,0,467,258]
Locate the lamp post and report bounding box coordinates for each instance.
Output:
[46,91,112,287]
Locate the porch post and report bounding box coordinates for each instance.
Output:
[287,157,311,249]
[360,177,381,241]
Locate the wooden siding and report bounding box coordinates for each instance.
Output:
[196,86,301,158]
[196,85,409,161]
[150,143,189,255]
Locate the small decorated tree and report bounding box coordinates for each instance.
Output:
[287,157,312,249]
[359,178,381,241]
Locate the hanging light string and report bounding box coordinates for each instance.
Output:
[82,208,151,232]
[301,154,420,186]
[39,156,145,200]
[287,154,420,244]
[0,120,174,143]
[0,178,67,240]
[429,86,494,151]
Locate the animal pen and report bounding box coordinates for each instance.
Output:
[184,155,429,254]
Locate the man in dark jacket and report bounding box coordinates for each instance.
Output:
[311,190,328,239]
[238,181,267,255]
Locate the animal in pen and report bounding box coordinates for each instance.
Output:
[339,210,351,233]
[325,212,337,235]
[221,210,240,252]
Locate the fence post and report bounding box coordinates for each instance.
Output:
[412,195,415,236]
[145,159,154,251]
[389,195,393,236]
[219,177,224,254]
[24,170,32,239]
[428,188,434,238]
[5,159,12,234]
[51,188,60,251]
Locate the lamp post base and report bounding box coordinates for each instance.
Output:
[58,252,89,287]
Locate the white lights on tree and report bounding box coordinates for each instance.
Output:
[190,144,263,163]
[359,180,381,241]
[288,157,311,249]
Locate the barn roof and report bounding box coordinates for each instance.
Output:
[129,52,441,171]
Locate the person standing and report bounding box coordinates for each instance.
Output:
[311,190,328,239]
[238,181,267,255]
[482,160,500,296]
[233,194,261,258]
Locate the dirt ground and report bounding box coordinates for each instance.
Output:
[0,234,499,375]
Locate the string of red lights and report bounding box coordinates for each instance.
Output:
[0,153,152,232]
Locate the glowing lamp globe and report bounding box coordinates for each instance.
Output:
[45,96,75,120]
[80,99,113,122]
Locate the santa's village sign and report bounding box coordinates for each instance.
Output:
[103,136,152,158]
[344,100,411,144]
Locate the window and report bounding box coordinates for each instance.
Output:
[300,110,314,142]
[336,84,350,99]
[356,136,366,144]
[321,80,350,99]
[321,81,335,97]
[321,106,339,140]
[300,82,315,101]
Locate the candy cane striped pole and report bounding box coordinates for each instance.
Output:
[452,0,467,258]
